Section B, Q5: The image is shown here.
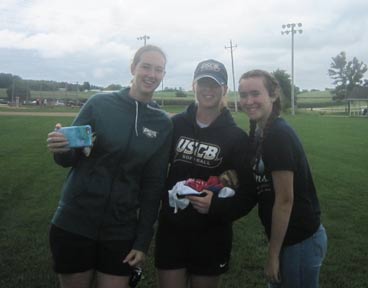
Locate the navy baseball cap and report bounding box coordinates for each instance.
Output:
[193,59,228,86]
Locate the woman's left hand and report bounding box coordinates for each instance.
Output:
[123,249,146,267]
[187,190,213,214]
[264,255,281,284]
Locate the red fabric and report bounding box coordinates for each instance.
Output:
[184,176,223,192]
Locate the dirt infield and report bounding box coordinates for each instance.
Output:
[0,111,174,117]
[0,111,77,117]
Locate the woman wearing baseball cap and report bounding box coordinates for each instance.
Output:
[155,59,256,288]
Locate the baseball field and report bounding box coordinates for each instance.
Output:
[0,109,367,287]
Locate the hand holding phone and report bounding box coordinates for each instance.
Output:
[58,125,93,148]
[47,123,70,153]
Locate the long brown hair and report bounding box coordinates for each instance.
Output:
[238,69,282,164]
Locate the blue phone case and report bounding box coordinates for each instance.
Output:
[59,125,92,148]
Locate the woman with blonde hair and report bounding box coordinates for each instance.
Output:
[155,59,255,288]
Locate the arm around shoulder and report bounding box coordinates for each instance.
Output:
[209,132,258,222]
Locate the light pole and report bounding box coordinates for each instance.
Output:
[11,77,15,104]
[225,40,238,112]
[161,77,164,107]
[137,35,150,46]
[281,23,302,115]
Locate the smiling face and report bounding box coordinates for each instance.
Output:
[130,50,166,102]
[238,76,276,127]
[194,77,227,110]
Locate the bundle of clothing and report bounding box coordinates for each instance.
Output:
[168,170,238,213]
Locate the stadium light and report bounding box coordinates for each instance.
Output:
[137,35,150,46]
[225,40,238,112]
[281,23,303,115]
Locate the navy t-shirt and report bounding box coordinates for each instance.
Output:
[252,118,320,246]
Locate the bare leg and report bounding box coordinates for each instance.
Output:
[190,275,221,288]
[59,270,94,288]
[158,269,187,288]
[95,272,130,288]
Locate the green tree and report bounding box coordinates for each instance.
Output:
[328,51,367,100]
[81,81,91,91]
[272,69,291,111]
[105,84,123,91]
[0,73,16,88]
[175,90,187,97]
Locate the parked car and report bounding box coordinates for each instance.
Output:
[55,99,65,106]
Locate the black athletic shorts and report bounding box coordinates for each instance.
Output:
[154,219,232,276]
[49,224,134,276]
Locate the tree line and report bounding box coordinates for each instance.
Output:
[0,73,105,103]
[0,74,98,92]
[0,70,296,110]
[2,51,366,107]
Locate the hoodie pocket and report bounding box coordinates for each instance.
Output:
[111,181,139,225]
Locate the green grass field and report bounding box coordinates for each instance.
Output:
[0,111,367,287]
[297,90,333,103]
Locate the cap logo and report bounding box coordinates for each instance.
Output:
[199,62,222,72]
[194,59,228,85]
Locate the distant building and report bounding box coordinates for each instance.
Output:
[346,86,368,116]
[347,86,368,100]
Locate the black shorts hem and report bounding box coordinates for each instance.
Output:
[155,221,232,277]
[49,224,134,276]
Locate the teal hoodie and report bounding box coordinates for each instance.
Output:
[52,88,172,253]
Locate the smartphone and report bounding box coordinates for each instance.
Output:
[177,192,208,199]
[58,125,93,148]
[129,267,143,288]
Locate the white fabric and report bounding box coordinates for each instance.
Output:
[169,181,203,213]
[218,187,235,198]
[168,180,236,213]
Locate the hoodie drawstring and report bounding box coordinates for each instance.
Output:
[135,101,139,136]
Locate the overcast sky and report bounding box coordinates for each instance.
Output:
[1,0,367,91]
